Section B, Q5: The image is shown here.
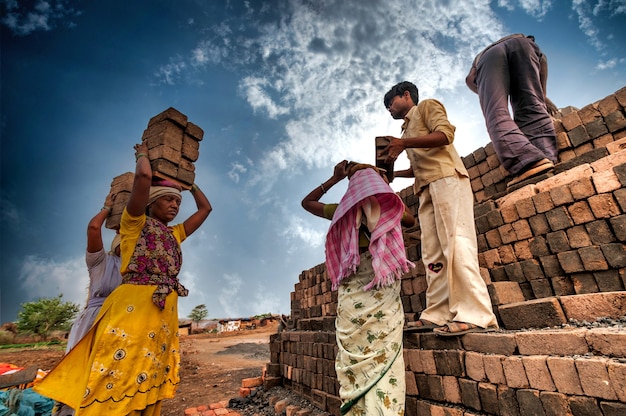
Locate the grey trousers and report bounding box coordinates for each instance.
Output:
[475,36,557,176]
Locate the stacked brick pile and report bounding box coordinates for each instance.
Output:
[105,171,133,229]
[268,86,626,415]
[104,107,203,229]
[142,107,203,189]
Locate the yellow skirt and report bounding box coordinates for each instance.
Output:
[33,284,180,416]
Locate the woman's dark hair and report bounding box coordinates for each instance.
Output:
[384,81,419,108]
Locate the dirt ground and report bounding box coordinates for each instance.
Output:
[0,323,278,416]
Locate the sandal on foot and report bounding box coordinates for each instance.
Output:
[433,321,496,337]
[404,319,440,333]
[507,159,554,187]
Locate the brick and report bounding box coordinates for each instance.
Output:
[497,385,521,416]
[462,332,517,355]
[530,279,553,298]
[572,273,599,294]
[441,375,462,404]
[516,389,545,416]
[502,356,529,388]
[532,191,555,213]
[561,110,582,131]
[567,200,595,225]
[520,259,544,279]
[592,169,622,193]
[241,376,264,388]
[515,329,589,355]
[600,401,626,416]
[528,213,550,236]
[566,225,592,248]
[576,356,618,400]
[539,254,565,277]
[504,262,525,282]
[458,378,481,411]
[420,349,437,375]
[568,176,596,200]
[499,223,517,244]
[498,297,567,330]
[498,244,517,264]
[521,355,557,391]
[586,327,626,357]
[486,210,504,228]
[488,282,525,305]
[594,269,625,291]
[557,250,585,273]
[549,185,574,206]
[591,148,626,172]
[540,391,572,416]
[569,395,603,416]
[546,206,574,231]
[546,230,570,253]
[513,240,533,260]
[483,354,506,385]
[559,291,626,322]
[405,371,418,395]
[515,198,537,218]
[569,125,592,146]
[601,243,626,267]
[609,215,626,241]
[607,361,626,402]
[589,193,621,218]
[547,356,584,395]
[614,187,626,211]
[586,118,609,139]
[551,276,575,296]
[538,164,594,193]
[500,203,520,223]
[578,246,609,271]
[586,219,617,244]
[465,351,486,381]
[512,219,533,240]
[477,382,499,415]
[485,229,503,249]
[427,374,445,401]
[530,236,551,257]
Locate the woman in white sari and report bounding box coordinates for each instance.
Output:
[302,161,415,416]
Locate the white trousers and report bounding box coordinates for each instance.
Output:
[417,174,498,328]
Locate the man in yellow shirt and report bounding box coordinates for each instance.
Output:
[378,81,498,336]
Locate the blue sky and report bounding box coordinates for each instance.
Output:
[1,0,625,323]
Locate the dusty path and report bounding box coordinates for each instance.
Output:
[0,324,277,416]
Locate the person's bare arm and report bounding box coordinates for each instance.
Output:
[302,160,349,218]
[126,142,152,217]
[378,132,449,164]
[87,192,114,253]
[183,184,212,237]
[401,205,416,228]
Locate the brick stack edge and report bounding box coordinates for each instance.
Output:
[105,107,204,230]
[269,86,626,415]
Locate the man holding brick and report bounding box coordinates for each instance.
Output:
[380,81,498,336]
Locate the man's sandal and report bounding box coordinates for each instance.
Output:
[404,319,441,333]
[433,321,497,337]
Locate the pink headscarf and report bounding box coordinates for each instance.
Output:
[325,168,414,290]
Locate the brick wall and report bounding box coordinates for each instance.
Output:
[269,86,626,415]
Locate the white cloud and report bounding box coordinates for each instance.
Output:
[18,255,88,308]
[218,273,243,317]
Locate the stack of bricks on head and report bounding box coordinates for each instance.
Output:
[105,107,204,230]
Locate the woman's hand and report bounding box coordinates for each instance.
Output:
[332,160,349,181]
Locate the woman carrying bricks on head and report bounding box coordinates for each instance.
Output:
[302,160,415,416]
[34,142,212,416]
[53,192,123,416]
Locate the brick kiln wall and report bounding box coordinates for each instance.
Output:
[268,86,626,416]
